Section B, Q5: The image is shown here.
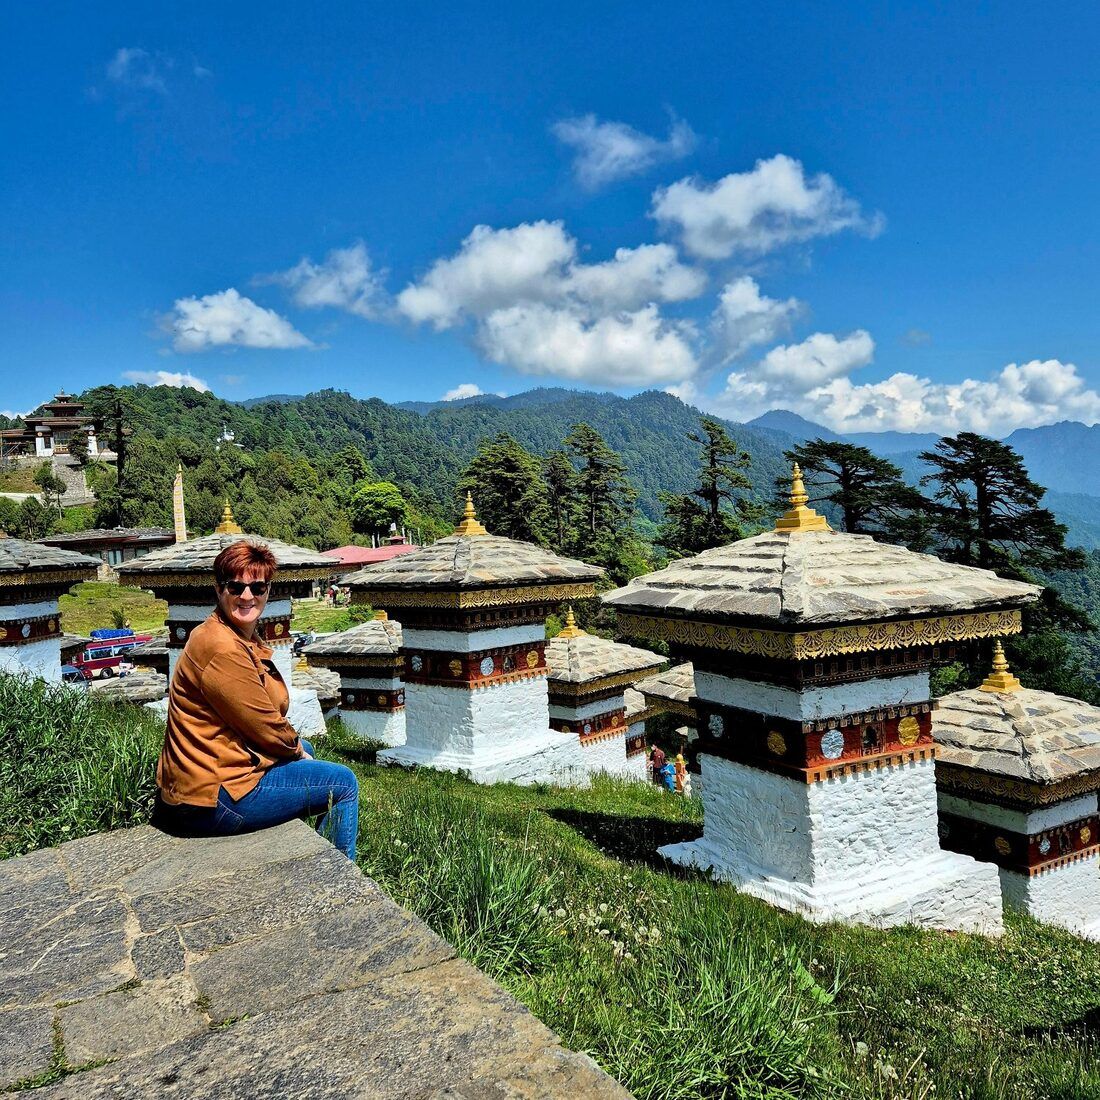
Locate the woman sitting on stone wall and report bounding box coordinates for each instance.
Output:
[153,541,359,858]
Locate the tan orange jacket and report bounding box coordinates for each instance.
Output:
[158,610,301,807]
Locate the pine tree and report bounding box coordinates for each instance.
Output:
[659,417,758,556]
[543,450,576,549]
[781,439,924,536]
[457,433,550,544]
[563,423,636,558]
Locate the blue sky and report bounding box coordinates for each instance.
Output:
[3,2,1100,433]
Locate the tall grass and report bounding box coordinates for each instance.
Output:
[0,672,161,858]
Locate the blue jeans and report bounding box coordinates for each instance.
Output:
[159,740,360,860]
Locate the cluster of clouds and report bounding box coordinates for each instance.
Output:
[145,107,1100,434]
[98,47,211,100]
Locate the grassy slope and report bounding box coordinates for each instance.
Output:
[58,582,168,636]
[6,684,1099,1100]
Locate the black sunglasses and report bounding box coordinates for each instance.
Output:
[219,580,270,596]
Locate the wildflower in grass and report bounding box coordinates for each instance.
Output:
[555,907,566,918]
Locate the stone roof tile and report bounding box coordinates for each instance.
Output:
[636,662,695,707]
[116,533,337,578]
[0,537,101,576]
[545,631,664,684]
[302,619,403,660]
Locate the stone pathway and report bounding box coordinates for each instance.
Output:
[0,821,629,1098]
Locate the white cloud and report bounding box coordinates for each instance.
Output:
[164,289,313,353]
[123,370,210,392]
[106,48,169,94]
[565,243,706,310]
[711,277,802,362]
[552,113,697,189]
[271,241,389,320]
[0,409,29,420]
[442,383,486,401]
[479,303,697,386]
[397,222,576,329]
[652,154,883,259]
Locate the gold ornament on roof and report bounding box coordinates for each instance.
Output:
[215,499,243,535]
[774,463,831,533]
[452,492,489,536]
[373,609,388,620]
[557,607,586,639]
[980,640,1022,694]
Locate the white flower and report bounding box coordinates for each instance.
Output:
[554,907,567,918]
[598,902,609,913]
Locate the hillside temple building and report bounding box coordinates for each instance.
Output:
[303,614,406,746]
[545,608,664,779]
[603,465,1040,933]
[0,392,102,458]
[343,494,601,786]
[0,538,99,681]
[934,643,1100,940]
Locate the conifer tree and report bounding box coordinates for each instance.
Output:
[543,450,576,549]
[563,423,636,555]
[457,433,550,544]
[781,439,924,536]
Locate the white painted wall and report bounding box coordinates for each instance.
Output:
[549,692,626,722]
[938,790,1099,835]
[578,732,629,777]
[2,599,62,621]
[402,623,543,653]
[341,708,407,747]
[694,670,930,721]
[341,674,404,693]
[0,636,62,683]
[1001,858,1100,941]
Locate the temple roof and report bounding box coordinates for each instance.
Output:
[117,532,338,584]
[545,613,664,685]
[934,687,1100,785]
[343,533,602,591]
[602,529,1039,627]
[0,538,101,580]
[636,662,696,709]
[303,618,403,659]
[40,527,174,547]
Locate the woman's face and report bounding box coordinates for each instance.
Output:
[215,569,270,637]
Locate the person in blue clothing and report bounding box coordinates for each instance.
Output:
[659,759,676,791]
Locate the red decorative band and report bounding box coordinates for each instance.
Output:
[0,614,60,646]
[340,687,405,712]
[694,702,934,772]
[702,744,937,784]
[167,614,293,649]
[938,811,1099,875]
[578,726,629,747]
[550,708,626,737]
[626,733,647,757]
[404,641,546,688]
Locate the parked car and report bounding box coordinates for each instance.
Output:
[61,664,89,686]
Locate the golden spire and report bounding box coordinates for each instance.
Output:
[295,655,309,672]
[452,491,488,536]
[775,462,830,533]
[373,609,389,621]
[214,499,243,535]
[557,606,586,639]
[980,640,1022,694]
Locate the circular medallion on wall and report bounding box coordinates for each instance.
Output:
[397,692,404,704]
[526,650,539,668]
[707,713,724,737]
[48,619,57,632]
[1038,836,1051,856]
[820,729,845,760]
[584,722,592,734]
[1081,825,1093,845]
[766,729,786,755]
[274,623,284,636]
[897,717,920,746]
[410,655,423,673]
[377,694,386,705]
[611,714,620,725]
[346,693,356,704]
[448,659,463,677]
[479,656,495,676]
[994,836,1012,856]
[175,626,187,640]
[20,623,31,638]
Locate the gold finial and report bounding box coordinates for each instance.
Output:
[373,609,388,621]
[557,606,586,639]
[295,655,309,672]
[775,462,830,533]
[215,499,243,534]
[452,491,488,536]
[980,640,1022,694]
[177,462,183,474]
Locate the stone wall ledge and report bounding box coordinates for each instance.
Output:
[0,820,630,1098]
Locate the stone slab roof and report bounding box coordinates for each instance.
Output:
[637,662,696,708]
[116,533,338,581]
[88,671,168,705]
[128,637,168,661]
[40,528,174,545]
[603,530,1039,626]
[546,631,664,685]
[303,619,403,659]
[0,537,100,579]
[343,534,603,590]
[0,822,627,1097]
[291,664,340,708]
[934,688,1100,785]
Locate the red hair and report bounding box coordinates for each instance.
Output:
[213,540,278,586]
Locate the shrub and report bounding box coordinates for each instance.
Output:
[0,673,161,858]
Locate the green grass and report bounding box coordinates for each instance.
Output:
[0,466,40,493]
[58,581,168,636]
[289,597,363,634]
[7,702,1100,1098]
